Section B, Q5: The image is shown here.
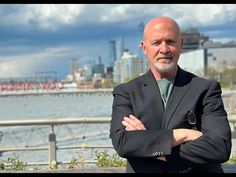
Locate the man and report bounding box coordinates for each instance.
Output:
[110,16,232,173]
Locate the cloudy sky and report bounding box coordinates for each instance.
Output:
[1,4,236,79]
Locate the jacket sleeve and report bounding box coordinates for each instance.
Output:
[110,84,173,159]
[179,81,232,163]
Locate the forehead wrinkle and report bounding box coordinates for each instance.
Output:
[143,16,181,41]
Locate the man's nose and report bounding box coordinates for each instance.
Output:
[159,42,170,54]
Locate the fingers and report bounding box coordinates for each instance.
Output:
[122,115,146,131]
[157,156,167,161]
[129,115,142,124]
[190,129,203,141]
[122,117,137,131]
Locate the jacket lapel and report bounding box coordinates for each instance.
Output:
[142,70,165,129]
[161,67,191,129]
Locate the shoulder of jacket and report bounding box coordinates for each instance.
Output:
[180,67,219,87]
[113,73,147,93]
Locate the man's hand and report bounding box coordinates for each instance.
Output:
[122,114,146,131]
[172,129,203,147]
[122,114,166,161]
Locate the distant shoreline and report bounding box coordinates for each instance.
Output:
[0,88,113,97]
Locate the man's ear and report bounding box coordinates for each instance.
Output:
[140,41,147,56]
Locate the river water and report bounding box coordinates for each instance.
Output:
[0,90,235,168]
[0,92,114,166]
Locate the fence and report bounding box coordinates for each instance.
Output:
[0,116,235,169]
[0,117,113,168]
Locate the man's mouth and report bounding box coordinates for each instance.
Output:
[155,57,172,62]
[157,56,172,60]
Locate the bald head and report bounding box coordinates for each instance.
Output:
[143,16,181,41]
[140,16,183,79]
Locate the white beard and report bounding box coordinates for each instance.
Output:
[154,60,176,73]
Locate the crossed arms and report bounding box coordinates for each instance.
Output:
[110,81,231,164]
[122,114,203,148]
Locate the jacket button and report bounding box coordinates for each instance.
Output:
[160,152,164,155]
[152,152,158,156]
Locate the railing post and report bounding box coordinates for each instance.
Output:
[49,125,57,168]
[229,122,235,132]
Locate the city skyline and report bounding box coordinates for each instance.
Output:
[1,4,236,79]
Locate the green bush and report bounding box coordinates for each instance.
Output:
[0,155,27,171]
[225,156,236,164]
[0,149,126,171]
[94,150,126,168]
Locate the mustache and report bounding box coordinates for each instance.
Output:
[155,56,172,60]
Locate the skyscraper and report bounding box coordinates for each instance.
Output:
[109,40,116,67]
[113,49,148,84]
[93,56,105,77]
[137,22,145,59]
[116,36,124,60]
[70,58,78,82]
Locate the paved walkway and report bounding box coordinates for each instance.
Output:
[2,165,236,173]
[1,167,126,173]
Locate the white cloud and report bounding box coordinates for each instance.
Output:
[98,4,236,29]
[0,41,109,78]
[0,4,86,31]
[100,4,133,22]
[0,46,75,77]
[1,4,236,78]
[1,4,236,31]
[28,4,86,30]
[171,4,236,28]
[0,58,35,77]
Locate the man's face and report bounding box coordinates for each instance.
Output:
[141,22,183,74]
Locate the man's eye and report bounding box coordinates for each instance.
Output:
[166,40,175,44]
[151,42,160,46]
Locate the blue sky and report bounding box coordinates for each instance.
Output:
[1,4,236,80]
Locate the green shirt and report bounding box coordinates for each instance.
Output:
[156,77,175,109]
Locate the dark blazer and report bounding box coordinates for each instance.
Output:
[110,67,232,173]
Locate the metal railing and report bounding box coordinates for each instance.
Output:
[0,117,113,167]
[0,115,235,168]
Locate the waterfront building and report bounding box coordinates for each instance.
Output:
[181,28,209,53]
[65,72,82,82]
[178,45,236,84]
[113,49,148,84]
[70,58,79,82]
[104,66,113,79]
[78,64,94,81]
[93,56,105,78]
[92,73,103,88]
[77,80,94,89]
[109,40,116,67]
[116,36,125,60]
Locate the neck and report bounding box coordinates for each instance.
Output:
[150,66,178,80]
